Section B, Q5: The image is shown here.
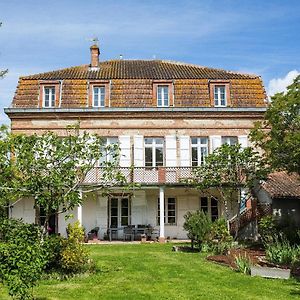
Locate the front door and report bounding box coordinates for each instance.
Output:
[108,196,131,228]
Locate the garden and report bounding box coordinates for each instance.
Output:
[1,241,300,300]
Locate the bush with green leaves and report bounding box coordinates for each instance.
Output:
[235,254,252,275]
[0,218,47,300]
[258,215,278,244]
[265,235,300,266]
[205,218,233,254]
[183,210,212,250]
[60,221,89,273]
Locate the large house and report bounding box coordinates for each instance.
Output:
[5,45,267,241]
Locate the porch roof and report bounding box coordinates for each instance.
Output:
[261,171,300,199]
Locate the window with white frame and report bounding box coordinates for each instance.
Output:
[99,137,119,165]
[191,137,209,166]
[157,85,169,107]
[43,86,56,107]
[214,85,226,107]
[144,138,164,167]
[200,196,219,221]
[157,197,176,225]
[93,86,105,107]
[221,136,238,146]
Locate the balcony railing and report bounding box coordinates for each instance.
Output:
[84,167,196,186]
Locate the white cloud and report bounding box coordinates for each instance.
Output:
[268,70,299,97]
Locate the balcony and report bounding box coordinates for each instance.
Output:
[84,167,196,186]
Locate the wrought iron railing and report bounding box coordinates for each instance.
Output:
[84,167,196,185]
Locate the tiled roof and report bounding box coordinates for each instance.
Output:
[262,171,300,199]
[22,60,258,80]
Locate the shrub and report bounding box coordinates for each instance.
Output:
[206,218,233,255]
[265,236,300,266]
[60,221,89,273]
[43,234,63,271]
[0,219,46,300]
[235,254,252,275]
[183,210,212,250]
[258,215,277,244]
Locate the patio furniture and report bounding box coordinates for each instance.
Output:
[108,227,120,241]
[123,225,135,241]
[87,226,99,240]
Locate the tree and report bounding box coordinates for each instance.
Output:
[189,144,268,237]
[250,75,300,174]
[1,125,128,232]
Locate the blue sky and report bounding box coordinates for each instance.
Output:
[0,0,299,123]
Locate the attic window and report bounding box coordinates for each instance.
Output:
[89,81,110,107]
[43,86,56,108]
[93,86,105,107]
[209,81,230,107]
[214,85,226,107]
[39,81,60,108]
[153,81,174,107]
[157,85,169,107]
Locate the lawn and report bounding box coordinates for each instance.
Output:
[1,243,300,299]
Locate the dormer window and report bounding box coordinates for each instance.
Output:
[153,81,173,107]
[214,85,226,107]
[93,86,105,107]
[43,86,56,107]
[39,81,60,108]
[157,85,169,107]
[209,81,230,107]
[89,81,110,107]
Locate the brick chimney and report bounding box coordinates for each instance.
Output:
[90,44,100,68]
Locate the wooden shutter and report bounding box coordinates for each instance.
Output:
[210,136,222,153]
[179,136,190,167]
[165,135,177,167]
[133,135,144,167]
[238,135,248,149]
[119,136,131,167]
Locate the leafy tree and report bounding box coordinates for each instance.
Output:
[189,144,269,237]
[7,126,127,232]
[250,75,300,174]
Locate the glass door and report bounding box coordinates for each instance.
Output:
[109,197,130,228]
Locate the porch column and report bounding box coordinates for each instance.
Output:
[77,189,83,226]
[159,186,165,243]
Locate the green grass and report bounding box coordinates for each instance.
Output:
[1,243,300,299]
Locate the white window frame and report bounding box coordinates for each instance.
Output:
[214,85,226,107]
[43,86,56,108]
[144,138,164,167]
[191,137,209,166]
[99,137,119,165]
[221,136,238,146]
[93,86,105,107]
[157,85,169,107]
[157,197,176,225]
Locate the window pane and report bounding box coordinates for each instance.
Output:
[168,217,175,224]
[192,147,198,166]
[191,138,197,145]
[100,87,105,106]
[121,217,128,226]
[145,138,153,144]
[201,197,208,207]
[200,146,208,164]
[155,147,163,166]
[145,147,153,167]
[155,138,164,145]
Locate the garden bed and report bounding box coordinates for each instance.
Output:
[207,247,300,277]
